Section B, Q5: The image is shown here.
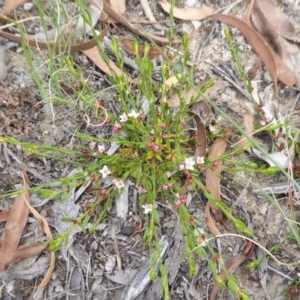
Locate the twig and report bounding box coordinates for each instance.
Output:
[111,228,122,271]
[209,63,252,101]
[139,0,164,31]
[266,265,293,281]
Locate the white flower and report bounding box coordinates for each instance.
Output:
[113,179,125,189]
[99,165,111,179]
[196,156,205,164]
[142,204,153,214]
[128,109,139,119]
[179,164,185,171]
[98,144,106,154]
[184,157,195,170]
[142,203,157,214]
[119,113,128,123]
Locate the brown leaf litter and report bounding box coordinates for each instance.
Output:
[0,171,53,288]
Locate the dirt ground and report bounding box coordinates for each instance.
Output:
[1,0,300,299]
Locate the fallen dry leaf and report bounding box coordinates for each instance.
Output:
[23,191,55,288]
[0,170,53,288]
[273,36,300,86]
[103,1,180,44]
[205,202,222,236]
[251,0,300,86]
[234,99,254,150]
[209,241,254,300]
[272,46,298,87]
[252,0,295,37]
[167,87,198,107]
[209,13,278,92]
[0,211,10,222]
[83,46,137,84]
[109,0,125,15]
[243,0,254,24]
[9,243,47,264]
[1,0,28,16]
[0,171,31,271]
[159,0,213,21]
[205,136,228,224]
[236,111,254,149]
[122,38,162,58]
[190,100,210,158]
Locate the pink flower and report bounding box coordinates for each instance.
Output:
[260,120,266,126]
[101,118,111,125]
[175,200,181,208]
[138,186,147,194]
[180,119,186,126]
[152,145,160,152]
[180,197,187,205]
[162,133,168,139]
[260,117,271,126]
[114,123,122,133]
[161,123,167,129]
[163,182,172,190]
[138,114,146,121]
[162,185,169,191]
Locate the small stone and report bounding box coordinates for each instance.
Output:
[0,46,7,81]
[23,3,34,10]
[104,256,116,273]
[179,263,189,274]
[185,0,197,7]
[91,240,98,251]
[163,220,175,229]
[120,226,134,236]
